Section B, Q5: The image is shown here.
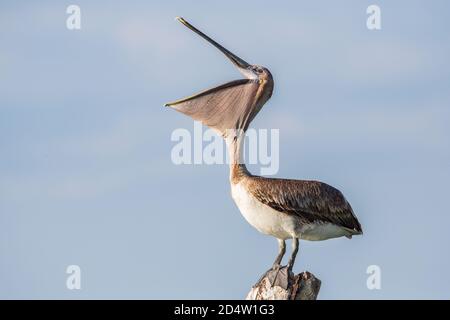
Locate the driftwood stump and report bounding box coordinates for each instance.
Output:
[246,267,321,300]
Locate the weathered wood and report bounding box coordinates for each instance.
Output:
[246,267,321,300]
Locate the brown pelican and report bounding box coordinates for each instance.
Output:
[165,17,362,286]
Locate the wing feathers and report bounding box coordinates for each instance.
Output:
[247,177,362,233]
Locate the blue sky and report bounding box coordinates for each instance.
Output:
[1,1,450,299]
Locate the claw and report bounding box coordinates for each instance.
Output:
[253,265,292,290]
[266,264,281,287]
[253,264,278,288]
[271,266,291,289]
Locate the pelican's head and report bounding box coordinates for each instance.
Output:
[248,65,274,102]
[243,65,273,82]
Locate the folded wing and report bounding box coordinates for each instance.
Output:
[247,177,363,234]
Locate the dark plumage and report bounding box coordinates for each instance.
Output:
[245,176,362,234]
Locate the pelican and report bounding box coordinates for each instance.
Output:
[165,17,362,287]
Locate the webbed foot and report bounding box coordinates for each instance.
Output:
[253,264,293,290]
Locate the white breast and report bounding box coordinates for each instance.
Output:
[231,182,296,240]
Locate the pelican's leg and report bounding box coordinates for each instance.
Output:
[268,238,298,289]
[287,237,299,272]
[253,239,286,288]
[272,239,286,268]
[267,239,286,286]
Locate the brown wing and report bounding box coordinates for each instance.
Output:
[165,79,261,137]
[247,177,362,233]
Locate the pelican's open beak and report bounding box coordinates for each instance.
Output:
[165,18,263,135]
[176,17,251,70]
